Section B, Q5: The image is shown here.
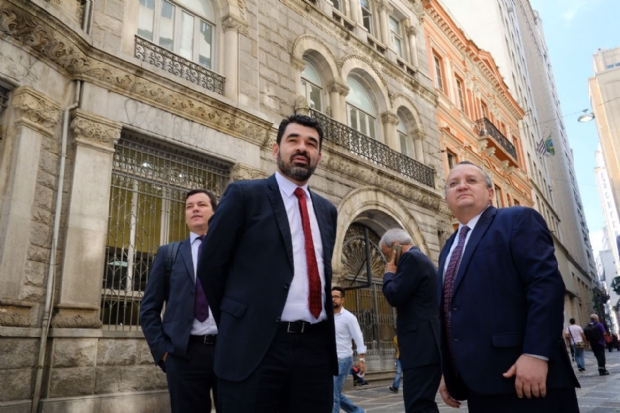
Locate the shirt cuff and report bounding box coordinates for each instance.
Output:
[524,353,549,361]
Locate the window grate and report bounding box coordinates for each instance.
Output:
[101,130,231,330]
[0,86,9,109]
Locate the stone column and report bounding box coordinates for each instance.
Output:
[222,16,249,103]
[0,87,60,316]
[377,1,392,46]
[52,110,121,328]
[406,25,419,69]
[327,81,349,124]
[381,111,400,150]
[414,133,425,164]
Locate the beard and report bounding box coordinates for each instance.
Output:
[277,151,317,182]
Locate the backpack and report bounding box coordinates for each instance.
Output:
[163,241,181,301]
[584,322,602,343]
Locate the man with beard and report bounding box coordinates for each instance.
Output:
[197,115,338,413]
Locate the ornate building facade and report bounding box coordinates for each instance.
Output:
[0,0,449,411]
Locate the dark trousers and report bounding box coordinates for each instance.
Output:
[402,364,441,413]
[591,342,607,371]
[466,387,579,413]
[217,324,333,413]
[166,340,218,413]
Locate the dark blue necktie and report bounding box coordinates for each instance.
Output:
[194,236,209,322]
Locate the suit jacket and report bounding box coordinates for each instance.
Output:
[383,247,441,371]
[437,206,579,398]
[140,239,198,368]
[197,174,339,382]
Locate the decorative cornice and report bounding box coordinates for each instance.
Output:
[0,305,30,327]
[70,109,122,152]
[381,111,399,125]
[222,15,249,36]
[406,25,418,37]
[377,0,393,13]
[51,313,102,329]
[326,80,350,96]
[231,163,269,181]
[0,0,273,149]
[11,86,61,135]
[291,56,306,72]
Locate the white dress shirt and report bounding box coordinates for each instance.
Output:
[275,171,327,323]
[334,308,367,359]
[189,232,218,335]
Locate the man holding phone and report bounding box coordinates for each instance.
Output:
[380,229,441,413]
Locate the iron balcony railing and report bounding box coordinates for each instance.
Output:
[310,109,434,187]
[474,117,517,161]
[135,36,225,95]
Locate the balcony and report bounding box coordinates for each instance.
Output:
[135,36,225,95]
[474,117,518,166]
[310,109,434,187]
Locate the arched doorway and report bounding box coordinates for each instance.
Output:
[341,223,396,372]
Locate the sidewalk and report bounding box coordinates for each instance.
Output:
[342,349,620,412]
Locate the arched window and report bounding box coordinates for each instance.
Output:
[397,115,411,157]
[138,0,216,69]
[346,77,376,139]
[301,60,323,112]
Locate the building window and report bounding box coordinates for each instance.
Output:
[513,198,520,206]
[301,60,323,112]
[389,15,403,58]
[494,185,503,207]
[346,77,376,139]
[433,54,444,92]
[330,0,342,10]
[481,101,488,119]
[101,131,231,329]
[360,0,373,34]
[397,115,410,157]
[447,150,456,169]
[137,0,216,69]
[455,76,465,111]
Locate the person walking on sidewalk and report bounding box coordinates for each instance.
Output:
[332,286,366,413]
[565,318,586,372]
[389,333,402,393]
[585,314,609,376]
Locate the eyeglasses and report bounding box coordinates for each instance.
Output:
[446,177,485,189]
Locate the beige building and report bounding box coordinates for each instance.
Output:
[0,0,449,411]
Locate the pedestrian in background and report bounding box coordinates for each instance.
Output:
[564,318,586,372]
[584,314,609,375]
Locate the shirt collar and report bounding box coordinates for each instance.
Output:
[458,205,490,233]
[190,232,204,243]
[275,171,310,199]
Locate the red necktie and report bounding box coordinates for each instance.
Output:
[294,187,322,319]
[443,225,470,348]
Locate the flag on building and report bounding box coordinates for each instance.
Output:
[537,138,546,156]
[545,136,555,156]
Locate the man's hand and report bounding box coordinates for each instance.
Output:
[384,250,397,274]
[502,354,548,398]
[359,358,366,375]
[438,376,461,408]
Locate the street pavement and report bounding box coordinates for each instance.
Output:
[342,349,620,412]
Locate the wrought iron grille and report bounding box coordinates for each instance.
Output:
[135,35,225,95]
[342,223,396,372]
[474,117,518,161]
[0,86,8,110]
[101,130,231,330]
[310,109,434,187]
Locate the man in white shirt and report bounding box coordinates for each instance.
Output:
[564,318,586,371]
[332,286,367,413]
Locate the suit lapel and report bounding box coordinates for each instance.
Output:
[451,206,497,297]
[309,191,330,263]
[266,175,294,269]
[179,238,194,281]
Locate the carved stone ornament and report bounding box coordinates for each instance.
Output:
[70,109,122,152]
[222,15,249,36]
[377,0,393,13]
[0,0,272,148]
[12,86,61,134]
[381,111,399,125]
[232,163,269,181]
[326,81,349,96]
[51,313,103,329]
[294,95,310,116]
[406,25,418,37]
[0,305,30,327]
[291,56,307,72]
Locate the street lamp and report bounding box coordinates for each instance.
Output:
[578,109,595,123]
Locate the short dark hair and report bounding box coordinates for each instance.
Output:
[570,318,575,324]
[276,114,324,151]
[331,286,345,298]
[185,189,218,211]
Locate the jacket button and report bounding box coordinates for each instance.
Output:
[275,317,281,322]
[283,283,290,289]
[452,307,458,311]
[454,338,459,342]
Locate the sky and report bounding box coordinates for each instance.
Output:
[529,0,620,254]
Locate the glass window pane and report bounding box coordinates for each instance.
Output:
[368,116,376,139]
[301,61,322,86]
[359,112,368,136]
[309,84,322,112]
[179,12,194,60]
[331,0,341,10]
[389,16,399,34]
[346,77,375,115]
[179,0,215,20]
[198,20,213,68]
[397,115,407,134]
[399,132,408,156]
[138,0,155,41]
[159,1,175,51]
[362,9,372,33]
[349,106,358,131]
[393,36,402,57]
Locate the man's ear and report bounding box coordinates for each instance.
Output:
[272,142,279,160]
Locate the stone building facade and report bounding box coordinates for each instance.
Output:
[0,0,448,411]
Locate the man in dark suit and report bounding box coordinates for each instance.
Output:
[197,115,338,413]
[140,189,219,413]
[437,161,579,413]
[381,229,441,413]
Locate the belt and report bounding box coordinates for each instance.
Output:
[278,320,328,334]
[189,334,217,345]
